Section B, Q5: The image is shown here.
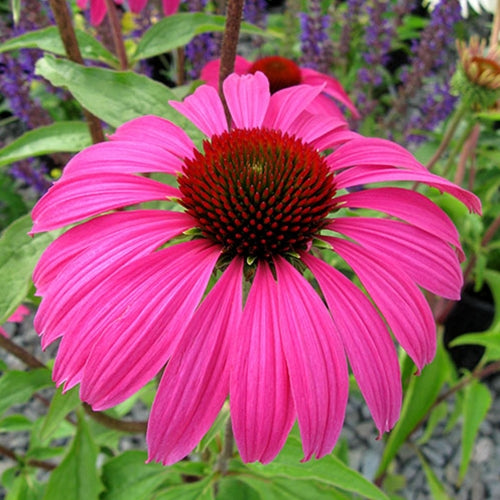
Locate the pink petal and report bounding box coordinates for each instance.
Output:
[303,253,401,435]
[31,173,180,234]
[334,187,464,260]
[273,257,348,461]
[169,85,227,137]
[327,137,427,172]
[328,217,463,299]
[334,166,482,214]
[62,141,183,178]
[129,0,148,12]
[147,258,243,465]
[89,0,107,25]
[286,111,351,148]
[300,68,360,118]
[109,115,196,160]
[325,237,436,371]
[77,240,220,409]
[223,72,270,129]
[263,84,325,132]
[230,261,294,464]
[200,56,252,88]
[34,210,194,346]
[162,0,180,15]
[7,305,30,323]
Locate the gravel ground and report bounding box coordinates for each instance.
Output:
[1,312,499,499]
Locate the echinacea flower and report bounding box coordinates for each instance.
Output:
[0,305,30,337]
[77,0,180,26]
[201,55,360,120]
[31,72,480,465]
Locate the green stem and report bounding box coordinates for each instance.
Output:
[425,101,469,172]
[47,0,105,144]
[216,417,234,476]
[440,119,476,178]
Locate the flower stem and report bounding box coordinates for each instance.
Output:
[218,0,245,124]
[216,417,234,476]
[103,0,129,70]
[0,443,57,471]
[47,0,105,144]
[426,101,468,172]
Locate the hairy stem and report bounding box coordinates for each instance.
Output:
[218,0,245,124]
[47,0,105,143]
[104,0,129,70]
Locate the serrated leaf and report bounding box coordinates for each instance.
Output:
[39,386,81,441]
[42,413,103,500]
[459,380,491,481]
[246,437,388,500]
[100,451,176,500]
[376,340,450,479]
[133,13,273,62]
[154,476,214,500]
[0,26,118,66]
[415,448,452,500]
[0,369,53,417]
[0,213,60,323]
[0,122,91,167]
[35,55,200,138]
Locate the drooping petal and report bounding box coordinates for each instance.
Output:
[263,84,325,132]
[128,0,148,12]
[303,253,401,435]
[200,56,253,88]
[34,210,194,345]
[169,85,228,137]
[300,68,360,118]
[230,261,294,464]
[52,240,219,406]
[325,237,436,371]
[334,187,464,260]
[328,217,463,299]
[62,141,184,178]
[87,0,107,26]
[273,257,348,461]
[334,166,482,214]
[109,115,196,160]
[223,72,270,129]
[327,137,427,172]
[31,173,180,234]
[147,258,243,465]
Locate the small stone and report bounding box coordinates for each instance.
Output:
[472,437,494,463]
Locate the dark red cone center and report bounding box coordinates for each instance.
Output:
[179,128,336,261]
[248,56,302,93]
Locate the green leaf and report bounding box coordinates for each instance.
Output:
[35,55,200,138]
[133,13,273,62]
[43,413,104,500]
[10,0,21,24]
[0,172,27,229]
[196,403,229,454]
[0,414,33,432]
[39,386,81,442]
[216,478,261,500]
[246,437,388,500]
[416,401,448,445]
[459,380,491,481]
[154,477,214,500]
[0,26,118,66]
[0,213,60,324]
[415,448,452,500]
[237,475,351,500]
[101,451,176,500]
[376,340,450,479]
[5,473,45,500]
[0,369,53,417]
[0,122,92,167]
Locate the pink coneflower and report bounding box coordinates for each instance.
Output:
[201,55,360,120]
[77,0,180,26]
[31,72,480,465]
